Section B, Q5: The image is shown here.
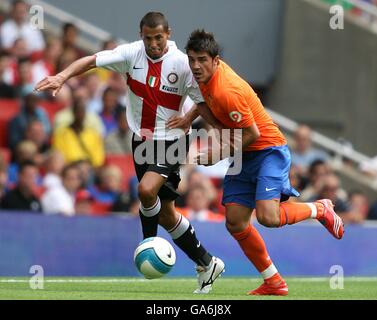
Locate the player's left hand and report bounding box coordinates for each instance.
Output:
[167,115,190,134]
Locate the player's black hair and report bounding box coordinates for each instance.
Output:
[19,160,37,173]
[63,22,78,34]
[308,159,326,176]
[140,12,169,32]
[61,163,80,178]
[0,50,10,59]
[185,29,220,58]
[12,0,26,8]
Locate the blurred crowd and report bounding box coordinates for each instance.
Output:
[0,1,376,224]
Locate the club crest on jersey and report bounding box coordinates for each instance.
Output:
[168,72,178,84]
[148,76,159,88]
[229,111,242,123]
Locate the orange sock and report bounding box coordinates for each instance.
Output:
[279,202,325,227]
[231,224,278,279]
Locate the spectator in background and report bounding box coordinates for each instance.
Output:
[178,185,223,222]
[32,37,63,86]
[61,22,86,58]
[42,150,65,189]
[290,125,330,176]
[299,159,331,202]
[102,39,118,51]
[52,96,105,168]
[14,57,33,96]
[89,164,123,204]
[0,0,45,55]
[41,163,82,216]
[73,159,95,189]
[53,85,105,136]
[112,189,139,216]
[104,107,132,154]
[176,169,217,209]
[106,71,128,101]
[25,120,50,154]
[7,140,41,186]
[74,189,93,215]
[0,155,9,201]
[8,88,51,150]
[0,160,41,212]
[309,174,351,221]
[0,51,16,98]
[4,38,30,87]
[360,155,377,178]
[100,87,124,135]
[368,200,377,220]
[93,39,119,84]
[347,190,369,224]
[289,165,303,194]
[83,72,104,114]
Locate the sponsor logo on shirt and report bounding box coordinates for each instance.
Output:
[229,111,242,123]
[168,72,178,84]
[162,85,178,93]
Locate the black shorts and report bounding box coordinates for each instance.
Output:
[131,133,191,201]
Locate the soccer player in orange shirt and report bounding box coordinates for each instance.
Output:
[170,30,344,296]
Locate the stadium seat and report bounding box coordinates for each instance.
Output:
[39,100,65,123]
[105,154,136,191]
[0,99,21,148]
[90,201,112,216]
[0,147,11,164]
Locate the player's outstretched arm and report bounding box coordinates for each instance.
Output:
[35,55,97,96]
[196,102,224,130]
[167,104,200,132]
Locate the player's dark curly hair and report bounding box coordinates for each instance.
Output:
[185,29,220,58]
[140,12,169,32]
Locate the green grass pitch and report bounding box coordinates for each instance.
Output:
[0,277,376,300]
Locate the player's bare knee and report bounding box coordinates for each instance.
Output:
[256,213,280,228]
[225,220,248,234]
[137,183,157,203]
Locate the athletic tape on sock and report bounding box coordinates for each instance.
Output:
[140,197,161,217]
[168,214,190,240]
[308,203,317,218]
[261,263,278,280]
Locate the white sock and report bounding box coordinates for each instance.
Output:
[307,203,318,219]
[140,196,161,217]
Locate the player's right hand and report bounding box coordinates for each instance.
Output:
[34,74,65,97]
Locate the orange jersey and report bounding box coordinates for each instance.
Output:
[199,60,286,151]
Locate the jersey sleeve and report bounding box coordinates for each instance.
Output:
[183,73,204,104]
[224,91,255,128]
[95,44,132,74]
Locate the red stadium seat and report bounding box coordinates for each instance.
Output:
[0,147,11,164]
[0,99,21,148]
[90,201,112,216]
[105,154,136,191]
[39,100,65,123]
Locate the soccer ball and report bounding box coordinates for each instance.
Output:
[134,237,176,279]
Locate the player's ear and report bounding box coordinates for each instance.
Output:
[166,28,172,39]
[213,55,220,66]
